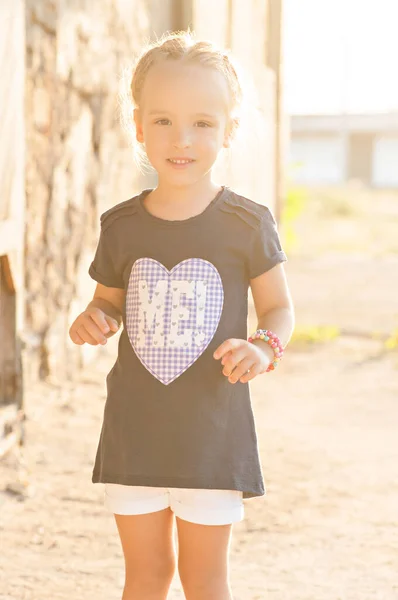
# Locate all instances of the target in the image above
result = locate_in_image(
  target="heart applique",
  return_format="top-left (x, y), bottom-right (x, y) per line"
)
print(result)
top-left (125, 258), bottom-right (224, 385)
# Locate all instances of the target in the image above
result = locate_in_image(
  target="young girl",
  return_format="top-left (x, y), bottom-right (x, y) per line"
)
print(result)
top-left (69, 32), bottom-right (294, 600)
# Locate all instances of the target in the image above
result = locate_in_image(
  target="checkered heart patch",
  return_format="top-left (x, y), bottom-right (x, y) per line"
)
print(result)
top-left (125, 258), bottom-right (224, 385)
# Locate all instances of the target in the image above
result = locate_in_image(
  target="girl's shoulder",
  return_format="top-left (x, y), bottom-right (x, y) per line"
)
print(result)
top-left (220, 189), bottom-right (277, 231)
top-left (99, 193), bottom-right (143, 233)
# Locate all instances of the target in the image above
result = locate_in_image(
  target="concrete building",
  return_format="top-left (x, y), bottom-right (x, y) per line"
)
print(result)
top-left (289, 112), bottom-right (398, 188)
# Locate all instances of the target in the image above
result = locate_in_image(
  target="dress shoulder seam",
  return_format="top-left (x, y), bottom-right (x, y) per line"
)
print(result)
top-left (100, 196), bottom-right (140, 232)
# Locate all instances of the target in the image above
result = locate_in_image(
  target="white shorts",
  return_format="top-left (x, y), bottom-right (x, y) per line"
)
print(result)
top-left (104, 483), bottom-right (244, 526)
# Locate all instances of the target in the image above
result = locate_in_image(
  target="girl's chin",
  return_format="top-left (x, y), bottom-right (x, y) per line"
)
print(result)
top-left (157, 162), bottom-right (199, 178)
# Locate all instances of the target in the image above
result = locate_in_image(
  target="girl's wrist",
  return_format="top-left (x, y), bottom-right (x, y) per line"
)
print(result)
top-left (248, 329), bottom-right (284, 372)
top-left (87, 299), bottom-right (122, 324)
top-left (249, 338), bottom-right (275, 363)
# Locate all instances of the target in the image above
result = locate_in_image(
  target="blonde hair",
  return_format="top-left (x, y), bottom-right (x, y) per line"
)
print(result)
top-left (119, 31), bottom-right (244, 171)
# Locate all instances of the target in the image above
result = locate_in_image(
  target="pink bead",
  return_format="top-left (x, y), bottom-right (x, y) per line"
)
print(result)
top-left (271, 342), bottom-right (277, 348)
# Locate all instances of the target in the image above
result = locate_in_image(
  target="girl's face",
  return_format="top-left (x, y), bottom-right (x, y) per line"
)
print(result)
top-left (134, 60), bottom-right (233, 186)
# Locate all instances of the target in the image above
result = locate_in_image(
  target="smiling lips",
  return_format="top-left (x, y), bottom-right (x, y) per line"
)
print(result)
top-left (167, 158), bottom-right (195, 165)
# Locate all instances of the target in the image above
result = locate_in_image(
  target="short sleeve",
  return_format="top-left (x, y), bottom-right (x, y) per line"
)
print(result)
top-left (248, 208), bottom-right (287, 279)
top-left (88, 227), bottom-right (125, 289)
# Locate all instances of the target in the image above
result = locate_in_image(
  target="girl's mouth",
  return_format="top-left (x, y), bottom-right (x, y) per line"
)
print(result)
top-left (167, 158), bottom-right (195, 167)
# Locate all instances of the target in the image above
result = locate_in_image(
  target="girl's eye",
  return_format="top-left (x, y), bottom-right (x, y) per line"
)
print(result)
top-left (155, 119), bottom-right (171, 126)
top-left (195, 121), bottom-right (212, 128)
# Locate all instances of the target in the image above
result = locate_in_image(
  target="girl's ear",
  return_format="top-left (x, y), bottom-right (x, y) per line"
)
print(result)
top-left (134, 108), bottom-right (144, 143)
top-left (223, 117), bottom-right (239, 148)
top-left (223, 135), bottom-right (231, 148)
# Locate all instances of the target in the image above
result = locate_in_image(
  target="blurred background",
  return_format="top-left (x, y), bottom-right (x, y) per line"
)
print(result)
top-left (0, 1), bottom-right (397, 599)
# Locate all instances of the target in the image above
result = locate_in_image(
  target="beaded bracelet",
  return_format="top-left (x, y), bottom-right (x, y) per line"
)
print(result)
top-left (248, 329), bottom-right (284, 372)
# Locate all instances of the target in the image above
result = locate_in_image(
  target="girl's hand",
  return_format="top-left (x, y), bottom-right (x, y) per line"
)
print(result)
top-left (213, 338), bottom-right (274, 384)
top-left (69, 307), bottom-right (120, 346)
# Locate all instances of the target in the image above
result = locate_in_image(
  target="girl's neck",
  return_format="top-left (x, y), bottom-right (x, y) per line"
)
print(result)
top-left (144, 178), bottom-right (223, 221)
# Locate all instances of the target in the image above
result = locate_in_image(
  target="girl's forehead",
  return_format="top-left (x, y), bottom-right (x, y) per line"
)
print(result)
top-left (140, 60), bottom-right (231, 115)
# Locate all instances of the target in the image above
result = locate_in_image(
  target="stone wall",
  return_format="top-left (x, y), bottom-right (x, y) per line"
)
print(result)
top-left (23, 0), bottom-right (278, 384)
top-left (24, 0), bottom-right (174, 381)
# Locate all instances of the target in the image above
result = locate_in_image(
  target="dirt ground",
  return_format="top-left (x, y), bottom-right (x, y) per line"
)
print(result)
top-left (1, 185), bottom-right (398, 599)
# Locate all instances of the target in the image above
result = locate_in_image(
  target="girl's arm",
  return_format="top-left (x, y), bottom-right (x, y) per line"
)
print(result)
top-left (213, 263), bottom-right (294, 383)
top-left (69, 284), bottom-right (125, 346)
top-left (249, 262), bottom-right (295, 350)
top-left (89, 283), bottom-right (125, 327)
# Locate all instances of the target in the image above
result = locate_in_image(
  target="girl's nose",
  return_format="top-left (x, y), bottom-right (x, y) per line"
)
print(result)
top-left (173, 129), bottom-right (192, 149)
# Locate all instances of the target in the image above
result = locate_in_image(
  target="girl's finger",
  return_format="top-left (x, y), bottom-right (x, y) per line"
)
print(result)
top-left (83, 318), bottom-right (108, 344)
top-left (213, 338), bottom-right (242, 360)
top-left (69, 328), bottom-right (85, 345)
top-left (239, 363), bottom-right (262, 383)
top-left (77, 326), bottom-right (103, 346)
top-left (220, 350), bottom-right (232, 365)
top-left (105, 315), bottom-right (120, 332)
top-left (222, 347), bottom-right (250, 376)
top-left (228, 358), bottom-right (256, 384)
top-left (90, 309), bottom-right (112, 334)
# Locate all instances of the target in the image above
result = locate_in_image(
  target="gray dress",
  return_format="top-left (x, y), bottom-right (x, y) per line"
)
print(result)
top-left (89, 187), bottom-right (287, 498)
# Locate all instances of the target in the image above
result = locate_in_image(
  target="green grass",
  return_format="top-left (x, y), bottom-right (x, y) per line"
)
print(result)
top-left (385, 329), bottom-right (398, 351)
top-left (290, 325), bottom-right (341, 345)
top-left (281, 185), bottom-right (308, 252)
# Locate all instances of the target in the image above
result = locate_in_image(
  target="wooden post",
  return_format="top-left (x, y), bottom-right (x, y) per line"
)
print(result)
top-left (0, 256), bottom-right (25, 457)
top-left (0, 0), bottom-right (26, 458)
top-left (172, 0), bottom-right (193, 30)
top-left (266, 0), bottom-right (284, 225)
